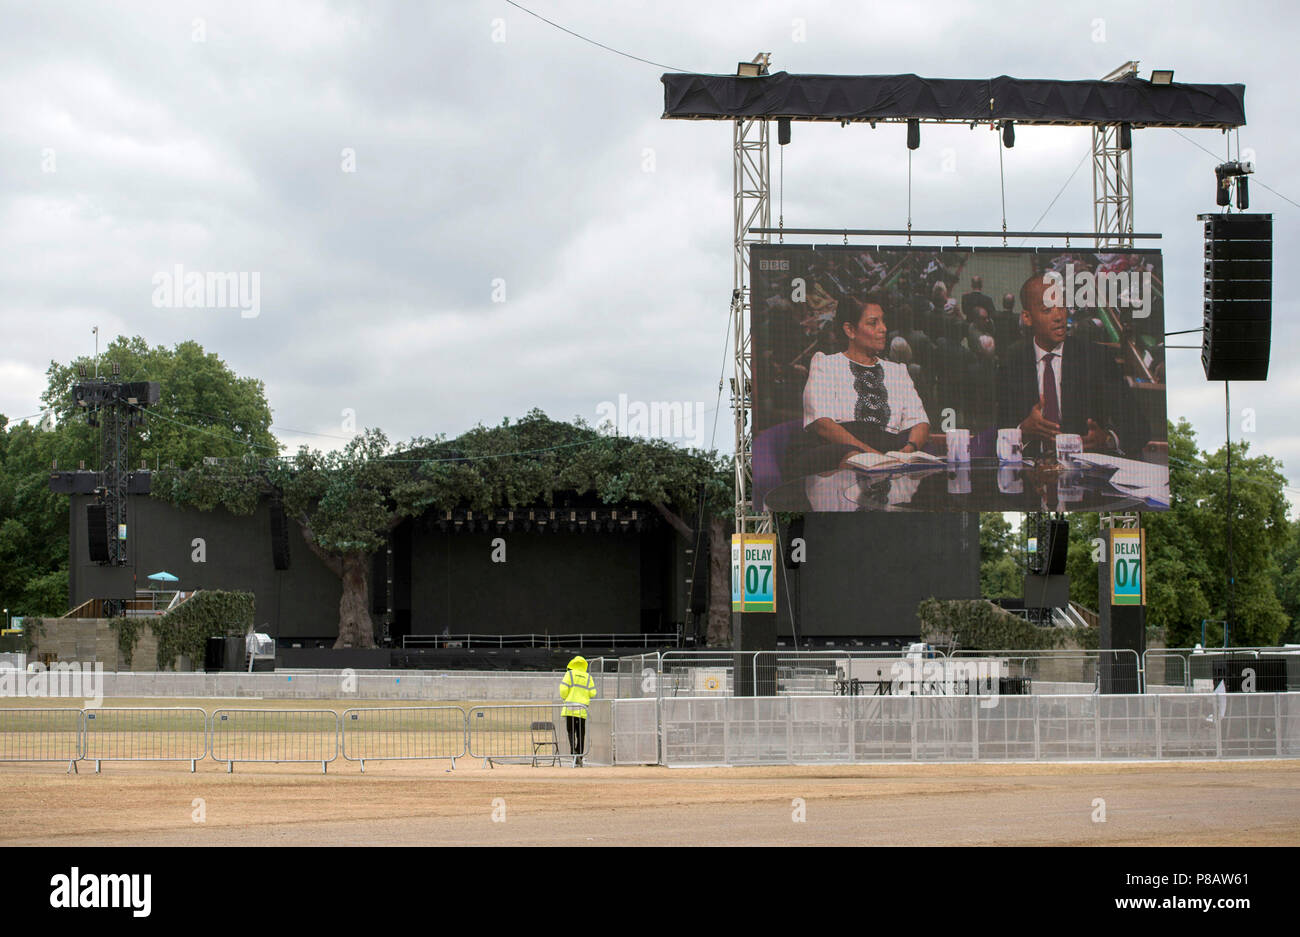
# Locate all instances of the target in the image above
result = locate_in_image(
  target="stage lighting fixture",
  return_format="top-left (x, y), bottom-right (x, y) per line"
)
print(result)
top-left (737, 62), bottom-right (763, 77)
top-left (1214, 160), bottom-right (1253, 207)
top-left (778, 117), bottom-right (791, 145)
top-left (1237, 175), bottom-right (1250, 210)
top-left (907, 119), bottom-right (920, 150)
top-left (1119, 122), bottom-right (1132, 150)
top-left (1002, 121), bottom-right (1015, 148)
top-left (1151, 69), bottom-right (1175, 85)
top-left (1215, 164), bottom-right (1232, 206)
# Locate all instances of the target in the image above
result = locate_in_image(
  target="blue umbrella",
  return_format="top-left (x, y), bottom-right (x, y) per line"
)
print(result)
top-left (146, 571), bottom-right (179, 582)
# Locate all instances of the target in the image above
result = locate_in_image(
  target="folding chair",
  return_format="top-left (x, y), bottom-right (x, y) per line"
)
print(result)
top-left (530, 720), bottom-right (559, 767)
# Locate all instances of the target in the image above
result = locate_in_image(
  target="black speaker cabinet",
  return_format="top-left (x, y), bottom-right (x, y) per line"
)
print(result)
top-left (204, 636), bottom-right (226, 673)
top-left (1200, 212), bottom-right (1272, 381)
top-left (1044, 519), bottom-right (1069, 575)
top-left (87, 503), bottom-right (111, 563)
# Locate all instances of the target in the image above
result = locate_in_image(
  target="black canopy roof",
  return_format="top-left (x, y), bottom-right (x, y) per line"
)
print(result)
top-left (662, 73), bottom-right (1245, 128)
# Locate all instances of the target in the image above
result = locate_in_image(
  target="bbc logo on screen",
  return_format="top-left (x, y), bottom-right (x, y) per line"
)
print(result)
top-left (758, 259), bottom-right (790, 271)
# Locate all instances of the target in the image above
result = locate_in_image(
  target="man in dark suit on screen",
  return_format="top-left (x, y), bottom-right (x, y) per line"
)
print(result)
top-left (996, 274), bottom-right (1131, 455)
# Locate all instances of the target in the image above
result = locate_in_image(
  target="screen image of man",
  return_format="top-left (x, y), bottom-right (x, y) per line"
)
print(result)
top-left (995, 273), bottom-right (1130, 455)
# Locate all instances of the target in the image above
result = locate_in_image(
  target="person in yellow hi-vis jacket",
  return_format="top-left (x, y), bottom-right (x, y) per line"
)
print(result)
top-left (559, 656), bottom-right (597, 766)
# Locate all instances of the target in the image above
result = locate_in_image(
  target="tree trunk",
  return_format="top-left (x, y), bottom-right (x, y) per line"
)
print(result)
top-left (334, 552), bottom-right (377, 649)
top-left (707, 516), bottom-right (731, 646)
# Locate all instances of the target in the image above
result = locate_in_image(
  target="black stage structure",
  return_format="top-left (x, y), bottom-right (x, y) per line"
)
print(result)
top-left (53, 474), bottom-right (971, 656)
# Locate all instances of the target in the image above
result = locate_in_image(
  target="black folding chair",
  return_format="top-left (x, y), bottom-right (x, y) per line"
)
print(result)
top-left (530, 720), bottom-right (559, 767)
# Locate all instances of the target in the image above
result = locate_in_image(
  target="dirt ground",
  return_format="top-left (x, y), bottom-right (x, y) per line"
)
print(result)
top-left (2, 758), bottom-right (1297, 846)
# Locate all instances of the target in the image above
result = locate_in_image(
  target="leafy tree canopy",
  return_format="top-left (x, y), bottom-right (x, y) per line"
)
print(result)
top-left (41, 335), bottom-right (279, 471)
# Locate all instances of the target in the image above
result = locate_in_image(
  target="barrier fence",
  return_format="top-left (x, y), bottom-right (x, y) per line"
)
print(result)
top-left (341, 706), bottom-right (466, 770)
top-left (3, 692), bottom-right (1298, 771)
top-left (82, 669), bottom-right (599, 701)
top-left (951, 648), bottom-right (1143, 695)
top-left (0, 708), bottom-right (82, 772)
top-left (655, 692), bottom-right (1300, 766)
top-left (82, 707), bottom-right (207, 773)
top-left (210, 709), bottom-right (340, 774)
top-left (467, 704), bottom-right (589, 767)
top-left (1142, 648), bottom-right (1300, 694)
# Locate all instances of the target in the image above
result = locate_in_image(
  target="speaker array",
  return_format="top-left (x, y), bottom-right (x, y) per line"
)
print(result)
top-left (87, 503), bottom-right (110, 563)
top-left (1200, 212), bottom-right (1272, 381)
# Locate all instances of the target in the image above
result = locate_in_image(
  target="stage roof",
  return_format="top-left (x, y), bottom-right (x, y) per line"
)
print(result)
top-left (662, 73), bottom-right (1245, 128)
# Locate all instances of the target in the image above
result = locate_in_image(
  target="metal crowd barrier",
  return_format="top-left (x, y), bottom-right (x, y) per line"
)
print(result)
top-left (467, 703), bottom-right (588, 767)
top-left (611, 699), bottom-right (659, 764)
top-left (210, 709), bottom-right (340, 774)
top-left (5, 692), bottom-right (1294, 772)
top-left (0, 708), bottom-right (83, 773)
top-left (950, 648), bottom-right (1143, 694)
top-left (656, 692), bottom-right (1300, 766)
top-left (82, 707), bottom-right (208, 773)
top-left (341, 706), bottom-right (466, 771)
top-left (1142, 647), bottom-right (1300, 694)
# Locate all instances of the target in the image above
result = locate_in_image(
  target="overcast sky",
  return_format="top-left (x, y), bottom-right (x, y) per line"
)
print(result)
top-left (2, 0), bottom-right (1296, 506)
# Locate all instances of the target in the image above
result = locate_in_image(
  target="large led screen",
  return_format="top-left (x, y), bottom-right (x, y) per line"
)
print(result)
top-left (751, 245), bottom-right (1169, 513)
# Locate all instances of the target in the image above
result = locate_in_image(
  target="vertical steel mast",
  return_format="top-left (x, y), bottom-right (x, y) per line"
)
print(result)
top-left (732, 55), bottom-right (772, 535)
top-left (1093, 61), bottom-right (1138, 250)
top-left (1094, 61), bottom-right (1140, 536)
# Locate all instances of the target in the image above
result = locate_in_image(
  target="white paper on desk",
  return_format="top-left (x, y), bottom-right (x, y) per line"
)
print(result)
top-left (1067, 452), bottom-right (1170, 505)
top-left (887, 472), bottom-right (923, 505)
top-left (804, 470), bottom-right (862, 511)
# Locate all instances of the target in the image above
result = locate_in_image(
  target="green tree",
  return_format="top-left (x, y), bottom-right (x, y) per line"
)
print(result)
top-left (41, 335), bottom-right (279, 471)
top-left (0, 337), bottom-right (279, 618)
top-left (156, 410), bottom-right (732, 648)
top-left (979, 513), bottom-right (1021, 598)
top-left (1065, 513), bottom-right (1101, 612)
top-left (1143, 419), bottom-right (1290, 647)
top-left (0, 417), bottom-right (69, 616)
top-left (1271, 518), bottom-right (1300, 643)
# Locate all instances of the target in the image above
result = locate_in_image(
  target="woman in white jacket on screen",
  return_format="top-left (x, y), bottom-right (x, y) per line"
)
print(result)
top-left (792, 292), bottom-right (930, 476)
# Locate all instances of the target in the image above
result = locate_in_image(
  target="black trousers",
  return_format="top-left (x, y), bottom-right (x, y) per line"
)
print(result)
top-left (565, 715), bottom-right (586, 755)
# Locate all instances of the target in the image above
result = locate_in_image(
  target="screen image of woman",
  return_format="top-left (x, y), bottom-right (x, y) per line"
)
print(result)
top-left (786, 291), bottom-right (931, 477)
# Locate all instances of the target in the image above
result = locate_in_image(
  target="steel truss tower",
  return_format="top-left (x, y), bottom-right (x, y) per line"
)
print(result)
top-left (1093, 61), bottom-right (1141, 537)
top-left (73, 368), bottom-right (160, 566)
top-left (732, 108), bottom-right (771, 534)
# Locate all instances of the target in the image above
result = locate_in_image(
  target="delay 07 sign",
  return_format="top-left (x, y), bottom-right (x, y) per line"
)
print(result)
top-left (1111, 528), bottom-right (1145, 606)
top-left (731, 534), bottom-right (776, 613)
